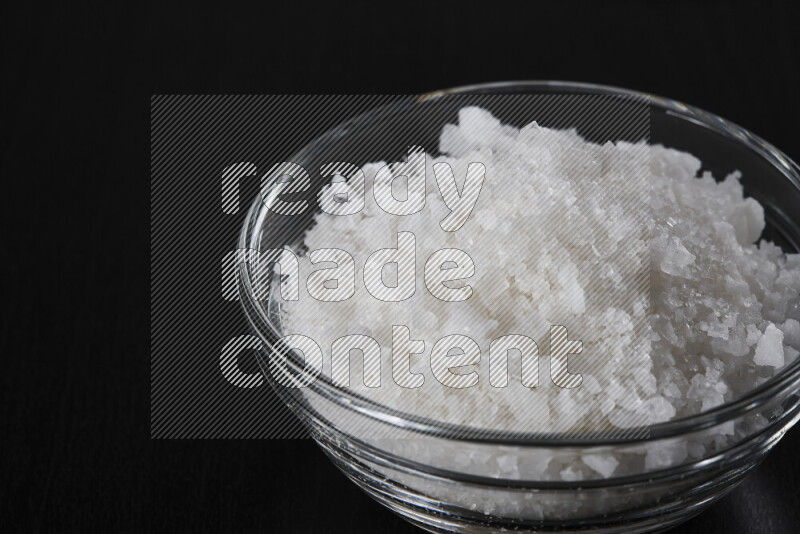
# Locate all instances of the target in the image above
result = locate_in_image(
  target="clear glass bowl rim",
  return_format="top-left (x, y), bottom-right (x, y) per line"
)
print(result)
top-left (238, 80), bottom-right (800, 446)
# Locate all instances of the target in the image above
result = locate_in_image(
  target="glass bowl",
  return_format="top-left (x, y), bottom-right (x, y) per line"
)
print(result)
top-left (238, 81), bottom-right (800, 533)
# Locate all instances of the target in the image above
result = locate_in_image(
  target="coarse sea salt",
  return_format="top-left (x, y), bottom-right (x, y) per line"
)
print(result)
top-left (283, 107), bottom-right (800, 429)
top-left (278, 107), bottom-right (800, 488)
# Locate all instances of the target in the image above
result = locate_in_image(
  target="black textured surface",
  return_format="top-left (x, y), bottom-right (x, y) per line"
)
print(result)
top-left (1, 1), bottom-right (798, 532)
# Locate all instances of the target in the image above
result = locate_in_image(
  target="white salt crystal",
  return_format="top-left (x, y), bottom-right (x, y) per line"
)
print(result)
top-left (731, 197), bottom-right (765, 245)
top-left (645, 440), bottom-right (688, 471)
top-left (780, 318), bottom-right (800, 348)
top-left (746, 324), bottom-right (762, 346)
top-left (754, 324), bottom-right (785, 368)
top-left (636, 396), bottom-right (676, 423)
top-left (660, 236), bottom-right (696, 276)
top-left (496, 454), bottom-right (520, 477)
top-left (559, 466), bottom-right (582, 481)
top-left (582, 454), bottom-right (619, 478)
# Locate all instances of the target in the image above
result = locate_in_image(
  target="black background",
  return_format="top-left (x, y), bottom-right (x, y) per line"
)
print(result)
top-left (2, 1), bottom-right (799, 532)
